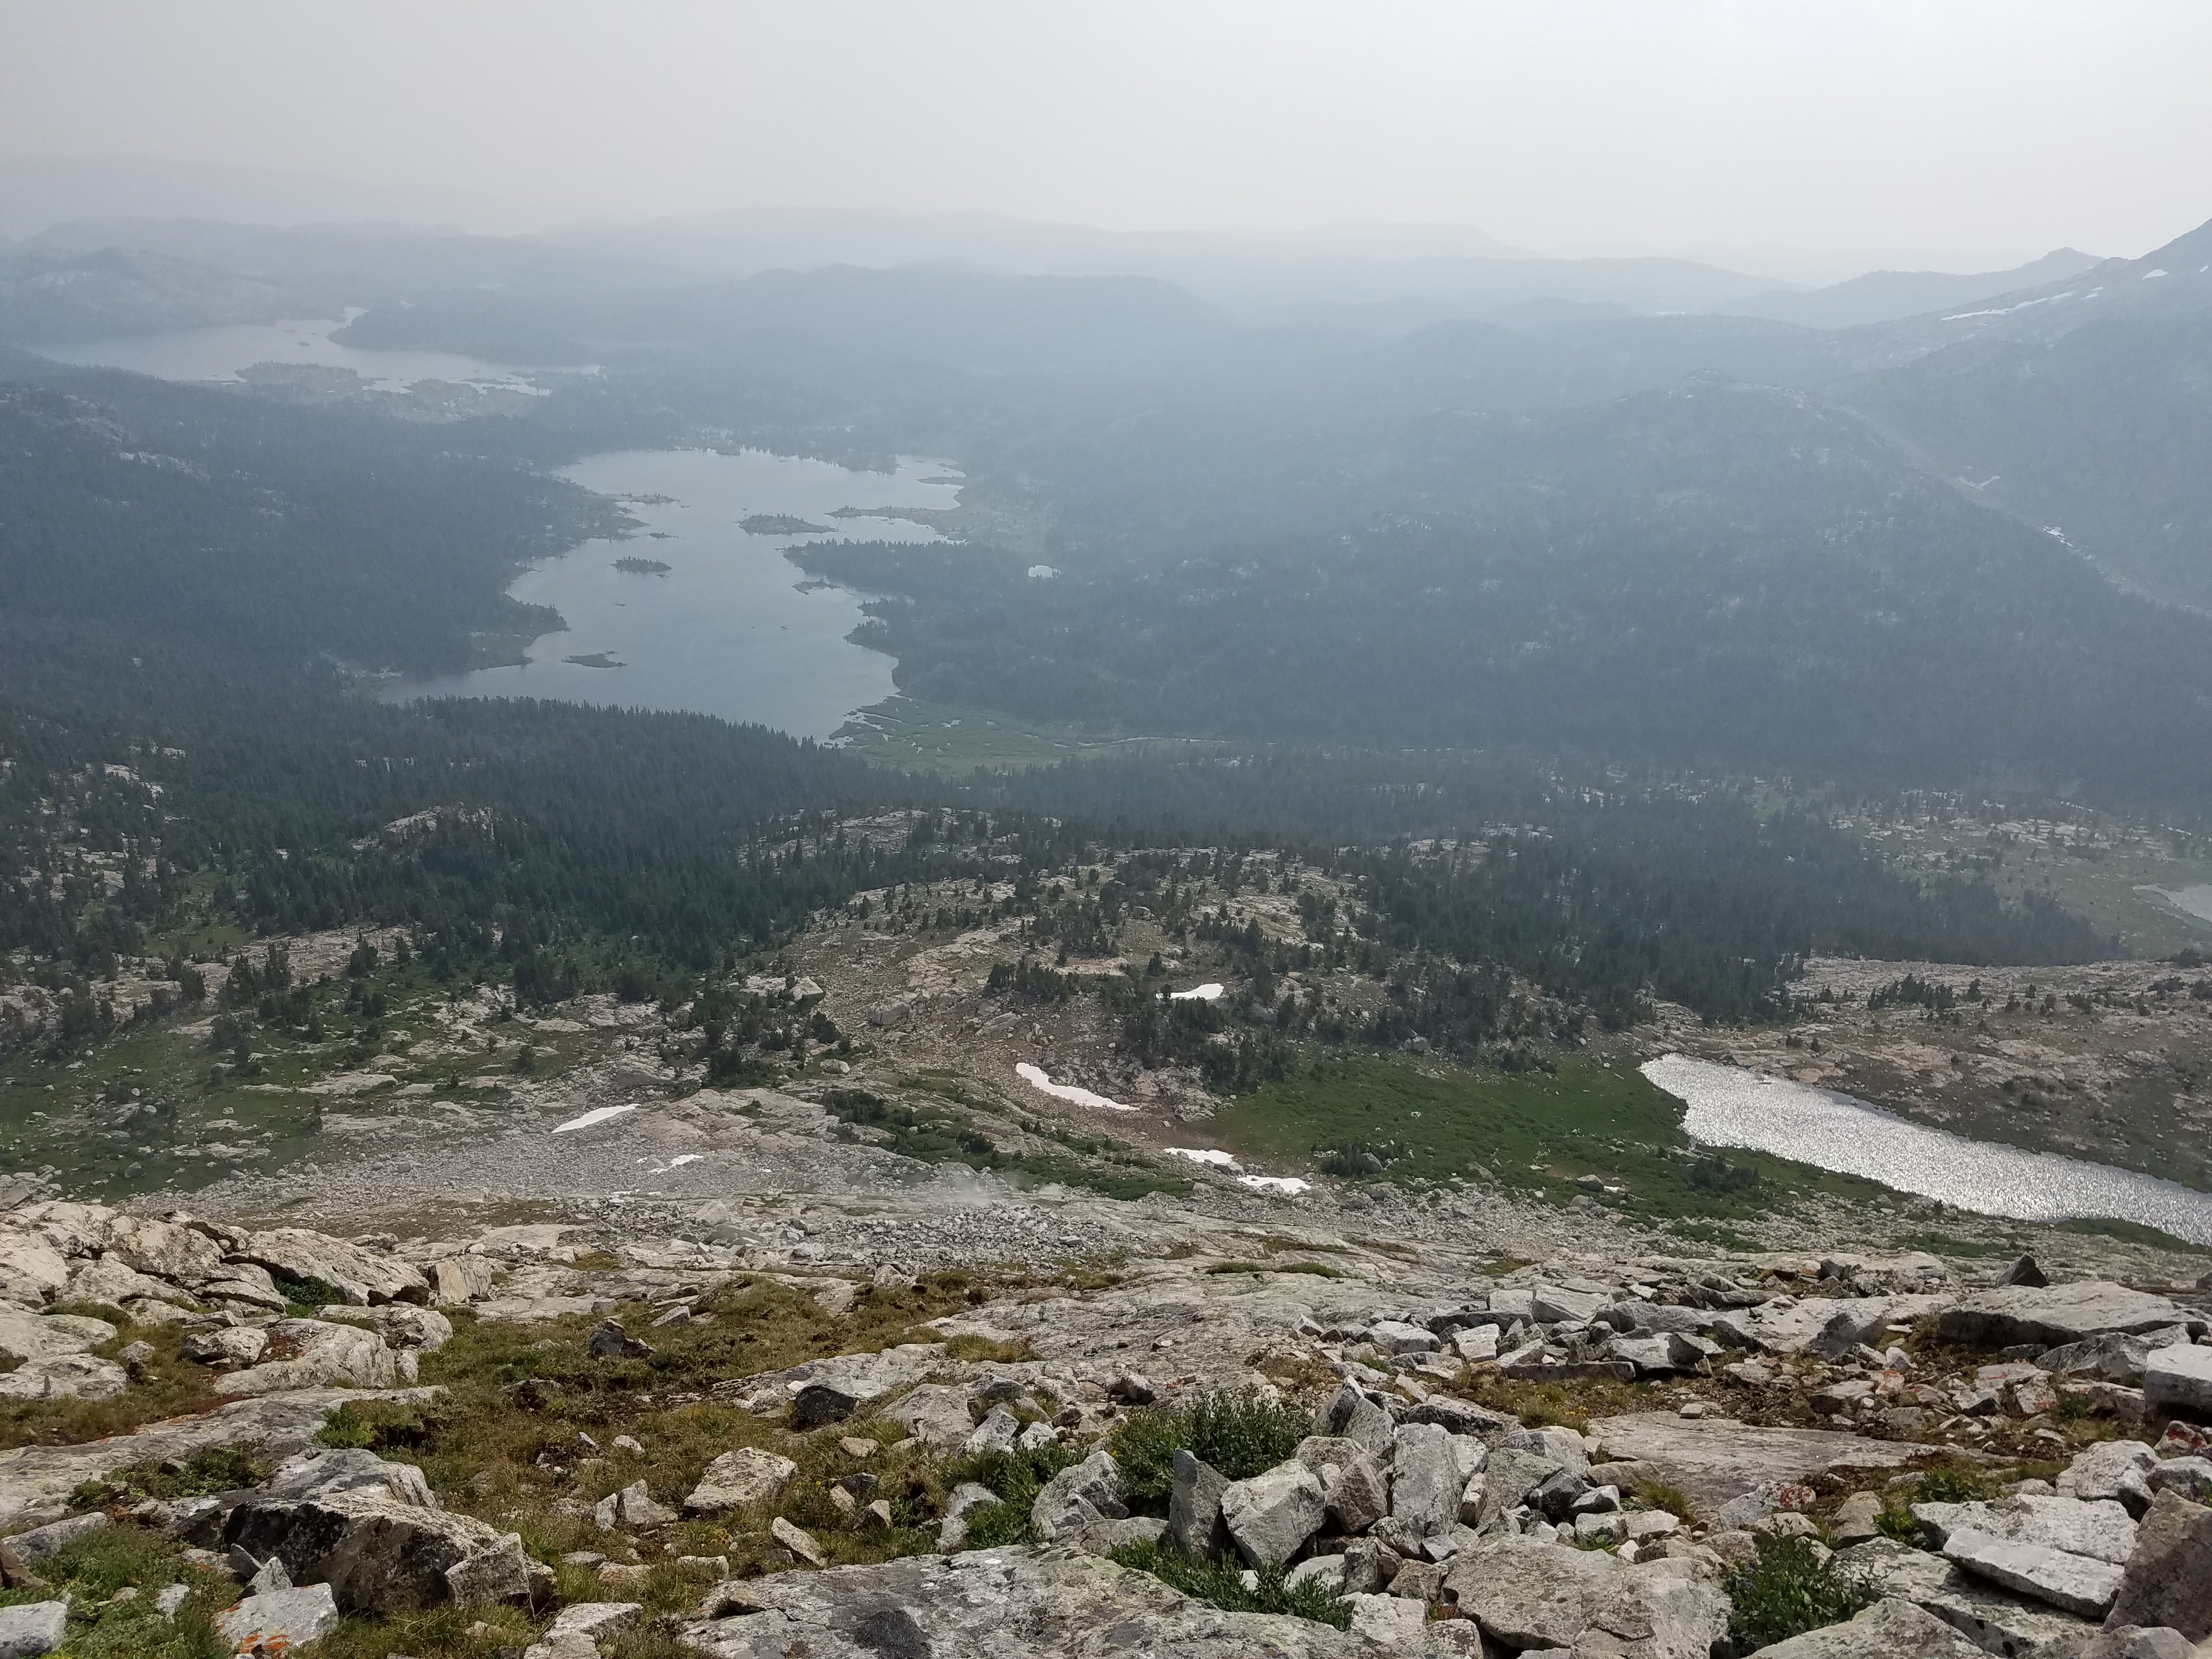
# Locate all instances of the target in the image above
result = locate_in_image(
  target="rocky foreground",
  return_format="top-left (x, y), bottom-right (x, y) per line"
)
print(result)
top-left (1, 1195), bottom-right (2209, 1657)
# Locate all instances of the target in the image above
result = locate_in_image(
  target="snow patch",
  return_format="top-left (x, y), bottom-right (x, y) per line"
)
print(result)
top-left (1015, 1062), bottom-right (1137, 1111)
top-left (1169, 982), bottom-right (1225, 1002)
top-left (551, 1103), bottom-right (639, 1135)
top-left (2143, 268), bottom-right (2170, 280)
top-left (1238, 1175), bottom-right (1311, 1196)
top-left (1165, 1147), bottom-right (1241, 1169)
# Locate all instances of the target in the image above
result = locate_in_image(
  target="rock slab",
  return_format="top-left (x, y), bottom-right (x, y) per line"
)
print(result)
top-left (2105, 1489), bottom-right (2212, 1641)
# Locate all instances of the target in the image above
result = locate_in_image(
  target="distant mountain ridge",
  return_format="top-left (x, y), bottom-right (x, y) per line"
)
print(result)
top-left (1716, 248), bottom-right (2103, 330)
top-left (0, 246), bottom-right (302, 343)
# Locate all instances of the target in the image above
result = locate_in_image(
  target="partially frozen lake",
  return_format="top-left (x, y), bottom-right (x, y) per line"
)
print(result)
top-left (2145, 884), bottom-right (2212, 926)
top-left (35, 313), bottom-right (548, 394)
top-left (1643, 1053), bottom-right (2212, 1245)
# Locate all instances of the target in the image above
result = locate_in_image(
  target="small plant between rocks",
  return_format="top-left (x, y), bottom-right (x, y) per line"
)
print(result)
top-left (1107, 1540), bottom-right (1353, 1629)
top-left (1721, 1533), bottom-right (1880, 1652)
top-left (1109, 1391), bottom-right (1317, 1510)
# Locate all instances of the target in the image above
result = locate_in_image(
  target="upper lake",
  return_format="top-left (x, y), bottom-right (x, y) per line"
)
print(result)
top-left (33, 313), bottom-right (552, 394)
top-left (1643, 1052), bottom-right (2212, 1245)
top-left (389, 448), bottom-right (957, 740)
top-left (31, 320), bottom-right (957, 741)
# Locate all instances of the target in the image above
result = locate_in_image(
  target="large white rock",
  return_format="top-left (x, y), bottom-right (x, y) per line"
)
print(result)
top-left (1219, 1460), bottom-right (1325, 1566)
top-left (101, 1215), bottom-right (232, 1289)
top-left (1442, 1537), bottom-right (1728, 1657)
top-left (1452, 1325), bottom-right (1500, 1363)
top-left (682, 1548), bottom-right (1385, 1658)
top-left (1366, 1319), bottom-right (1437, 1354)
top-left (1843, 1535), bottom-right (2113, 1655)
top-left (213, 1583), bottom-right (340, 1654)
top-left (880, 1383), bottom-right (976, 1447)
top-left (1938, 1284), bottom-right (2202, 1350)
top-left (212, 1319), bottom-right (400, 1397)
top-left (685, 1448), bottom-right (799, 1516)
top-left (1911, 1494), bottom-right (2137, 1565)
top-left (0, 1601), bottom-right (70, 1658)
top-left (428, 1256), bottom-right (498, 1305)
top-left (2106, 1489), bottom-right (2212, 1641)
top-left (1388, 1423), bottom-right (1459, 1537)
top-left (1939, 1526), bottom-right (2126, 1618)
top-left (1030, 1451), bottom-right (1126, 1545)
top-left (0, 1353), bottom-right (128, 1401)
top-left (230, 1228), bottom-right (430, 1306)
top-left (1589, 1412), bottom-right (1925, 1514)
top-left (2142, 1344), bottom-right (2212, 1416)
top-left (1530, 1284), bottom-right (1609, 1324)
top-left (0, 1233), bottom-right (70, 1309)
top-left (0, 1385), bottom-right (441, 1530)
top-left (1294, 1437), bottom-right (1385, 1536)
top-left (0, 1310), bottom-right (114, 1362)
top-left (1751, 1598), bottom-right (1988, 1657)
top-left (62, 1253), bottom-right (198, 1310)
top-left (2059, 1440), bottom-right (2159, 1516)
top-left (223, 1452), bottom-right (507, 1613)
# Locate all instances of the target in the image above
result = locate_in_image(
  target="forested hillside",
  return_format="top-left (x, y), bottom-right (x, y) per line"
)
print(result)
top-left (0, 358), bottom-right (623, 668)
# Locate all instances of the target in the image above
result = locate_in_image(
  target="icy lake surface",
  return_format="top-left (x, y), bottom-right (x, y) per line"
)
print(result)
top-left (389, 447), bottom-right (958, 740)
top-left (2146, 884), bottom-right (2212, 926)
top-left (35, 313), bottom-right (546, 393)
top-left (1642, 1053), bottom-right (2212, 1245)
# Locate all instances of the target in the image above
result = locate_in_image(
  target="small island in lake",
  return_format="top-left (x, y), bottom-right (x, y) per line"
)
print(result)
top-left (740, 514), bottom-right (832, 534)
top-left (613, 556), bottom-right (671, 574)
top-left (563, 652), bottom-right (625, 669)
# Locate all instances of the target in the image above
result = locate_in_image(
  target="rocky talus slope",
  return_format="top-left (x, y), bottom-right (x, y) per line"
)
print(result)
top-left (1, 1195), bottom-right (2209, 1657)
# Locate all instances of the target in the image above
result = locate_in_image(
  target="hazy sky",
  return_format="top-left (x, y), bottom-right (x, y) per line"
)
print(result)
top-left (4, 0), bottom-right (2208, 275)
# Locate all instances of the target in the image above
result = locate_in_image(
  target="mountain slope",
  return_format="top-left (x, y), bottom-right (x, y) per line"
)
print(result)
top-left (0, 246), bottom-right (303, 343)
top-left (797, 377), bottom-right (2212, 797)
top-left (1716, 247), bottom-right (2101, 330)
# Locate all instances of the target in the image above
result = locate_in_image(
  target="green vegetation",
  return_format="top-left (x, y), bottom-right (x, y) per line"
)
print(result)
top-left (0, 1525), bottom-right (232, 1658)
top-left (935, 1443), bottom-right (1086, 1546)
top-left (1108, 1392), bottom-right (1316, 1511)
top-left (816, 1086), bottom-right (1187, 1203)
top-left (1214, 1053), bottom-right (1894, 1222)
top-left (1722, 1534), bottom-right (1880, 1652)
top-left (830, 694), bottom-right (1195, 774)
top-left (1108, 1540), bottom-right (1352, 1627)
top-left (1202, 1259), bottom-right (1341, 1278)
top-left (70, 1446), bottom-right (270, 1509)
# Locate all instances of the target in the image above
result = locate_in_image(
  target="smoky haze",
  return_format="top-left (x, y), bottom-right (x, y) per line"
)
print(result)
top-left (1, 0), bottom-right (2208, 278)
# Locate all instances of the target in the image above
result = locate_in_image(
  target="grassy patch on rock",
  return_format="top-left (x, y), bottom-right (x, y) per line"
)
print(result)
top-left (1212, 1053), bottom-right (1893, 1222)
top-left (0, 1314), bottom-right (221, 1451)
top-left (0, 1524), bottom-right (235, 1658)
top-left (1108, 1541), bottom-right (1352, 1628)
top-left (1108, 1392), bottom-right (1316, 1511)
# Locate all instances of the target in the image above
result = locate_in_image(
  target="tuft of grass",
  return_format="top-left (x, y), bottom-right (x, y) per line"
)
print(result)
top-left (1109, 1541), bottom-right (1351, 1626)
top-left (1723, 1534), bottom-right (1878, 1652)
top-left (1875, 1501), bottom-right (1921, 1544)
top-left (1633, 1479), bottom-right (1695, 1522)
top-left (70, 1445), bottom-right (272, 1509)
top-left (273, 1272), bottom-right (354, 1314)
top-left (1906, 1466), bottom-right (1996, 1505)
top-left (930, 1443), bottom-right (1086, 1545)
top-left (1109, 1392), bottom-right (1316, 1511)
top-left (317, 1397), bottom-right (433, 1452)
